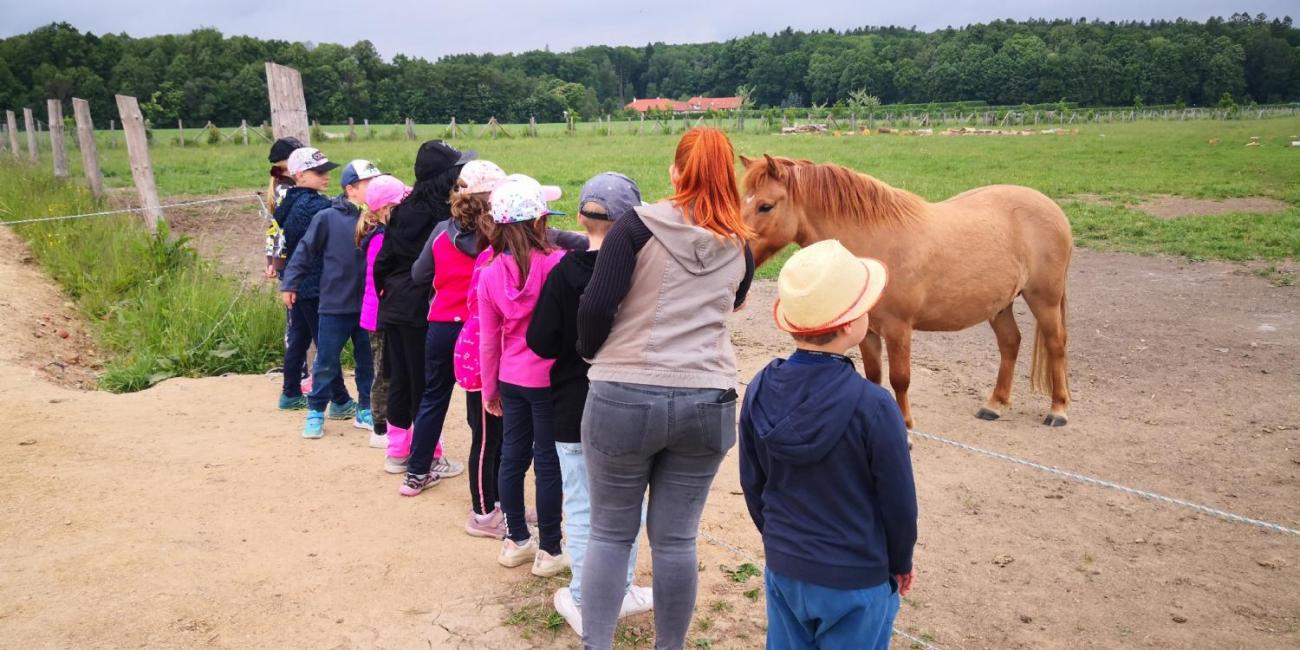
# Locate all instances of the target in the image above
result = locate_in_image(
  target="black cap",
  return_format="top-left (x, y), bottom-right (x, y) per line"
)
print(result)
top-left (268, 137), bottom-right (305, 163)
top-left (414, 140), bottom-right (476, 182)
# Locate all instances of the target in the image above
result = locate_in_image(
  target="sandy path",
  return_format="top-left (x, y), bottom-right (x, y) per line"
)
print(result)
top-left (0, 220), bottom-right (1296, 648)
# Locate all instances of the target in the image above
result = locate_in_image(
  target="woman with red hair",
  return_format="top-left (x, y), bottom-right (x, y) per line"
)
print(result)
top-left (576, 127), bottom-right (755, 648)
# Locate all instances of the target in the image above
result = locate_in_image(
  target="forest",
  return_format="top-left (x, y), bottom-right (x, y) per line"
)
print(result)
top-left (0, 13), bottom-right (1296, 127)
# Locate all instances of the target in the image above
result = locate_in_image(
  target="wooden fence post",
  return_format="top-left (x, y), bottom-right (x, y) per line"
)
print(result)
top-left (241, 119), bottom-right (249, 145)
top-left (364, 118), bottom-right (371, 139)
top-left (5, 111), bottom-right (18, 159)
top-left (22, 108), bottom-right (38, 163)
top-left (347, 117), bottom-right (356, 142)
top-left (177, 119), bottom-right (186, 147)
top-left (529, 116), bottom-right (537, 137)
top-left (405, 117), bottom-right (417, 141)
top-left (114, 95), bottom-right (163, 232)
top-left (265, 62), bottom-right (311, 145)
top-left (71, 98), bottom-right (104, 200)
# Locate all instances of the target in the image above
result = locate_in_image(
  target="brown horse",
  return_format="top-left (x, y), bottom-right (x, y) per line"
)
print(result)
top-left (739, 154), bottom-right (1073, 428)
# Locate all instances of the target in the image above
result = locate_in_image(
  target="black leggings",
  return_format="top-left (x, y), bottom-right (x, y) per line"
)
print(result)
top-left (466, 390), bottom-right (503, 515)
top-left (383, 323), bottom-right (427, 430)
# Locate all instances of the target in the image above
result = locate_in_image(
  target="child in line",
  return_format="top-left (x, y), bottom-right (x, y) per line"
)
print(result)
top-left (373, 141), bottom-right (473, 474)
top-left (359, 174), bottom-right (409, 450)
top-left (739, 240), bottom-right (918, 650)
top-left (264, 136), bottom-right (302, 279)
top-left (399, 161), bottom-right (516, 498)
top-left (526, 172), bottom-right (654, 635)
top-left (276, 147), bottom-right (354, 415)
top-left (281, 159), bottom-right (384, 437)
top-left (478, 175), bottom-right (570, 576)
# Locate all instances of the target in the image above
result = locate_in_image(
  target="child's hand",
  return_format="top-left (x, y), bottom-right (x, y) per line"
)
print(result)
top-left (485, 398), bottom-right (503, 417)
top-left (281, 291), bottom-right (297, 308)
top-left (264, 264), bottom-right (277, 279)
top-left (895, 569), bottom-right (916, 597)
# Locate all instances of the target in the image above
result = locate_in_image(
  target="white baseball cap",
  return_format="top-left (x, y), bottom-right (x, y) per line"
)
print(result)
top-left (287, 147), bottom-right (339, 175)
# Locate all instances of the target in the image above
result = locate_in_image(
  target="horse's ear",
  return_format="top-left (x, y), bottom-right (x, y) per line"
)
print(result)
top-left (739, 154), bottom-right (756, 168)
top-left (763, 154), bottom-right (784, 179)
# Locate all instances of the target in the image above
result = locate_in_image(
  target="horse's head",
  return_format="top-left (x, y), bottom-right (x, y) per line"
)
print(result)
top-left (740, 154), bottom-right (803, 267)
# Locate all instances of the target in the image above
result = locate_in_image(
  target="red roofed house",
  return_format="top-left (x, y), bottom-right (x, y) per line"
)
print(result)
top-left (625, 96), bottom-right (744, 114)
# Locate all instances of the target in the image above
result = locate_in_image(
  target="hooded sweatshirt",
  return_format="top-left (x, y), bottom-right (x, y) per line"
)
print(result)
top-left (739, 350), bottom-right (918, 590)
top-left (477, 248), bottom-right (568, 403)
top-left (360, 225), bottom-right (385, 331)
top-left (577, 201), bottom-right (754, 389)
top-left (373, 159), bottom-right (462, 327)
top-left (280, 195), bottom-right (366, 315)
top-left (276, 186), bottom-right (333, 300)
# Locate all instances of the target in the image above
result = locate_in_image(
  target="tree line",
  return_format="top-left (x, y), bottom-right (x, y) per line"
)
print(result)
top-left (0, 13), bottom-right (1296, 128)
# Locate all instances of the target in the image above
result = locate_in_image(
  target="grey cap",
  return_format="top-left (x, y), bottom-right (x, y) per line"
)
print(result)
top-left (578, 172), bottom-right (642, 221)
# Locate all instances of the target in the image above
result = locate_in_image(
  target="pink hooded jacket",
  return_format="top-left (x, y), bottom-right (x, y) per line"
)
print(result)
top-left (360, 229), bottom-right (385, 332)
top-left (477, 248), bottom-right (568, 403)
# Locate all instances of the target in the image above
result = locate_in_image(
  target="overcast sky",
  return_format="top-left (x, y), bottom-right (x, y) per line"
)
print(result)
top-left (4, 1), bottom-right (1294, 60)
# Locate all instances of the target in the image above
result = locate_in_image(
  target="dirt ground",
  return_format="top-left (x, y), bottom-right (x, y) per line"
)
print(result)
top-left (0, 211), bottom-right (1297, 648)
top-left (1063, 193), bottom-right (1290, 219)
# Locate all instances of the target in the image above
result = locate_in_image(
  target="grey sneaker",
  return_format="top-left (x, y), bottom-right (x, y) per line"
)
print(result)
top-left (431, 455), bottom-right (464, 478)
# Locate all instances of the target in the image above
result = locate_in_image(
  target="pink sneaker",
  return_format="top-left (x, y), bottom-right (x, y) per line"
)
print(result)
top-left (398, 472), bottom-right (439, 497)
top-left (466, 509), bottom-right (507, 539)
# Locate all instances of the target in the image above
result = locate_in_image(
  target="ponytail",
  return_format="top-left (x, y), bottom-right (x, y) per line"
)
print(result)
top-left (669, 127), bottom-right (753, 241)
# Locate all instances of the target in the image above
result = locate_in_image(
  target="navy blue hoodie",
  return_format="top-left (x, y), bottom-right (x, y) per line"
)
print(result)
top-left (280, 195), bottom-right (365, 315)
top-left (739, 350), bottom-right (918, 590)
top-left (276, 186), bottom-right (333, 300)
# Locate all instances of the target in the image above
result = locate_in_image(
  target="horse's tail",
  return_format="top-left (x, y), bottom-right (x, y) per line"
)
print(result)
top-left (1030, 290), bottom-right (1067, 395)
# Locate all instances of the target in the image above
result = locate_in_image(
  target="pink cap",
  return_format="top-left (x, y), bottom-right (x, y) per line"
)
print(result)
top-left (364, 175), bottom-right (411, 212)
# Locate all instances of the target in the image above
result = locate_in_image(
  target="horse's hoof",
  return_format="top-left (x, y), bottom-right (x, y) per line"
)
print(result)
top-left (1042, 414), bottom-right (1069, 427)
top-left (976, 408), bottom-right (1001, 421)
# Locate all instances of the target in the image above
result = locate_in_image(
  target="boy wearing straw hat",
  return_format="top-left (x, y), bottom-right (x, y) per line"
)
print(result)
top-left (739, 240), bottom-right (918, 650)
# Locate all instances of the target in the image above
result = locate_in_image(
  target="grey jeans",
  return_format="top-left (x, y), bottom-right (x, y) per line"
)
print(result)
top-left (580, 381), bottom-right (738, 650)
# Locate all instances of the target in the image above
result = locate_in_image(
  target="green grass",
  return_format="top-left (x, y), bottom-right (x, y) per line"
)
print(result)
top-left (47, 116), bottom-right (1300, 262)
top-left (0, 163), bottom-right (283, 392)
top-left (5, 117), bottom-right (1295, 391)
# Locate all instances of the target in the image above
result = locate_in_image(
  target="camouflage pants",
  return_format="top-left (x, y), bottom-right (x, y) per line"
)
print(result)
top-left (370, 328), bottom-right (389, 435)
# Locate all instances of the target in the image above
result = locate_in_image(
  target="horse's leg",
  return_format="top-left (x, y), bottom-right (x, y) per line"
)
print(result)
top-left (882, 325), bottom-right (915, 430)
top-left (1025, 291), bottom-right (1070, 427)
top-left (860, 331), bottom-right (883, 384)
top-left (977, 304), bottom-right (1021, 421)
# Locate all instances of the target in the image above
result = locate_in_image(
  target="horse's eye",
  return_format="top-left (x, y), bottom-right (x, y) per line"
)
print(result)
top-left (758, 203), bottom-right (774, 214)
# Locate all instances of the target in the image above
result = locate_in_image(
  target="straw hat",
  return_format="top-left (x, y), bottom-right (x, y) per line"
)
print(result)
top-left (773, 240), bottom-right (889, 334)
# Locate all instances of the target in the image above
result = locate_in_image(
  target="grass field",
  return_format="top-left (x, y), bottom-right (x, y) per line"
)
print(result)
top-left (44, 116), bottom-right (1300, 268)
top-left (1, 117), bottom-right (1296, 390)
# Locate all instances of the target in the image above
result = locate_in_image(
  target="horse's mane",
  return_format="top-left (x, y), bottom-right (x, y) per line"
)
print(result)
top-left (743, 156), bottom-right (927, 225)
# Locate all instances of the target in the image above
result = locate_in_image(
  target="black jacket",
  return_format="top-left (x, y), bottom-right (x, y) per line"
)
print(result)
top-left (372, 169), bottom-right (460, 328)
top-left (527, 249), bottom-right (597, 443)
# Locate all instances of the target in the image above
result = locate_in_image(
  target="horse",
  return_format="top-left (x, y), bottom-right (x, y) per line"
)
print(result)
top-left (739, 154), bottom-right (1073, 428)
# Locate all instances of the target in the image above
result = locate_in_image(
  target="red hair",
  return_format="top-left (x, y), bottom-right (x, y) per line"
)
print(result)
top-left (670, 127), bottom-right (753, 240)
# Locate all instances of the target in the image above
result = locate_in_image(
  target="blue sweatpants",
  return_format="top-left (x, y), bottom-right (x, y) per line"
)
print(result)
top-left (765, 568), bottom-right (899, 650)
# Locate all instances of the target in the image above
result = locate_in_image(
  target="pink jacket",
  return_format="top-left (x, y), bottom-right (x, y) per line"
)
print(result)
top-left (477, 248), bottom-right (567, 403)
top-left (360, 229), bottom-right (384, 332)
top-left (454, 248), bottom-right (494, 392)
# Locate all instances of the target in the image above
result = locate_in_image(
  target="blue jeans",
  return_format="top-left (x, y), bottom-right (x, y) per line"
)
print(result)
top-left (499, 382), bottom-right (562, 555)
top-left (283, 297), bottom-right (348, 403)
top-left (408, 321), bottom-right (462, 475)
top-left (556, 441), bottom-right (638, 605)
top-left (306, 313), bottom-right (373, 412)
top-left (765, 569), bottom-right (899, 650)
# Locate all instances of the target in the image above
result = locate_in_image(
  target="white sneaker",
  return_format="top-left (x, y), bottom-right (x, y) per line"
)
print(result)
top-left (431, 455), bottom-right (464, 478)
top-left (619, 584), bottom-right (654, 617)
top-left (383, 455), bottom-right (409, 475)
top-left (531, 548), bottom-right (570, 577)
top-left (368, 431), bottom-right (387, 450)
top-left (553, 587), bottom-right (583, 636)
top-left (499, 537), bottom-right (538, 568)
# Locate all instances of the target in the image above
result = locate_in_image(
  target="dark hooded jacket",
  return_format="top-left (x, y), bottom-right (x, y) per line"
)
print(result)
top-left (275, 186), bottom-right (333, 300)
top-left (280, 195), bottom-right (366, 315)
top-left (739, 350), bottom-right (918, 590)
top-left (372, 151), bottom-right (463, 327)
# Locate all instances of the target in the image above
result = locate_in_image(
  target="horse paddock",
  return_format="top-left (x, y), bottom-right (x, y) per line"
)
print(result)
top-left (0, 216), bottom-right (1296, 648)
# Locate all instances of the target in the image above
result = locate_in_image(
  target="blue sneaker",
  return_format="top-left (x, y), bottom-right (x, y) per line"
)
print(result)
top-left (353, 408), bottom-right (374, 431)
top-left (328, 400), bottom-right (357, 420)
top-left (303, 410), bottom-right (325, 439)
top-left (278, 394), bottom-right (307, 411)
